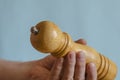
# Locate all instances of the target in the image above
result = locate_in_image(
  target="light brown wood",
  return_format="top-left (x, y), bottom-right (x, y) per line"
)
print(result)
top-left (30, 21), bottom-right (117, 80)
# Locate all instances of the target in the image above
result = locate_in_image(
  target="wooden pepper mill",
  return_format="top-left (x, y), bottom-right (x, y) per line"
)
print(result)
top-left (30, 21), bottom-right (117, 80)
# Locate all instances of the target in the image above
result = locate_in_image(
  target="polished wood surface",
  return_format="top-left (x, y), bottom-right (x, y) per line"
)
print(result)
top-left (30, 21), bottom-right (117, 80)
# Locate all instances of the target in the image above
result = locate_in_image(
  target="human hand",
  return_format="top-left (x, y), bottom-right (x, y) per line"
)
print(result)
top-left (0, 39), bottom-right (97, 80)
top-left (27, 39), bottom-right (97, 80)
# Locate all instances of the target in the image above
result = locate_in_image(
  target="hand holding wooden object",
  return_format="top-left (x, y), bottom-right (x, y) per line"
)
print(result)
top-left (30, 21), bottom-right (117, 80)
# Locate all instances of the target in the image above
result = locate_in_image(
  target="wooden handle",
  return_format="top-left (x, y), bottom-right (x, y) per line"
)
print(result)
top-left (30, 21), bottom-right (117, 80)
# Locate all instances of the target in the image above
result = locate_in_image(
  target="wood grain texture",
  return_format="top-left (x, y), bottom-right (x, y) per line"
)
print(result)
top-left (30, 21), bottom-right (117, 80)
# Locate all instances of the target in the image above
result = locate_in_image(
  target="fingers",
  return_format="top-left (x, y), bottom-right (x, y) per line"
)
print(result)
top-left (75, 39), bottom-right (87, 45)
top-left (50, 58), bottom-right (64, 80)
top-left (62, 51), bottom-right (76, 80)
top-left (49, 51), bottom-right (97, 80)
top-left (74, 52), bottom-right (86, 80)
top-left (86, 63), bottom-right (97, 80)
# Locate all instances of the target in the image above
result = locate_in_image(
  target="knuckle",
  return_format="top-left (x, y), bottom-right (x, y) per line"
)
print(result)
top-left (74, 77), bottom-right (85, 80)
top-left (56, 64), bottom-right (62, 70)
top-left (68, 62), bottom-right (74, 66)
top-left (76, 63), bottom-right (85, 68)
top-left (62, 77), bottom-right (73, 80)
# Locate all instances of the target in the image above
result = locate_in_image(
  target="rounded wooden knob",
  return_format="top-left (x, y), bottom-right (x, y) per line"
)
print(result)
top-left (30, 21), bottom-right (64, 53)
top-left (30, 21), bottom-right (117, 80)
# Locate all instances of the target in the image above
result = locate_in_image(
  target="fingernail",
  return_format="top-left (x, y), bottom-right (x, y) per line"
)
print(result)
top-left (77, 51), bottom-right (85, 59)
top-left (68, 51), bottom-right (75, 59)
top-left (90, 63), bottom-right (95, 67)
top-left (87, 63), bottom-right (96, 70)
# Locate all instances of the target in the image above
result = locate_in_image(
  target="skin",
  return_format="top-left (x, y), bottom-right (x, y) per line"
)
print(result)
top-left (0, 39), bottom-right (97, 80)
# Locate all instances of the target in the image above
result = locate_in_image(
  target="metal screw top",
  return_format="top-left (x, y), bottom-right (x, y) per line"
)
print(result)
top-left (31, 26), bottom-right (39, 35)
